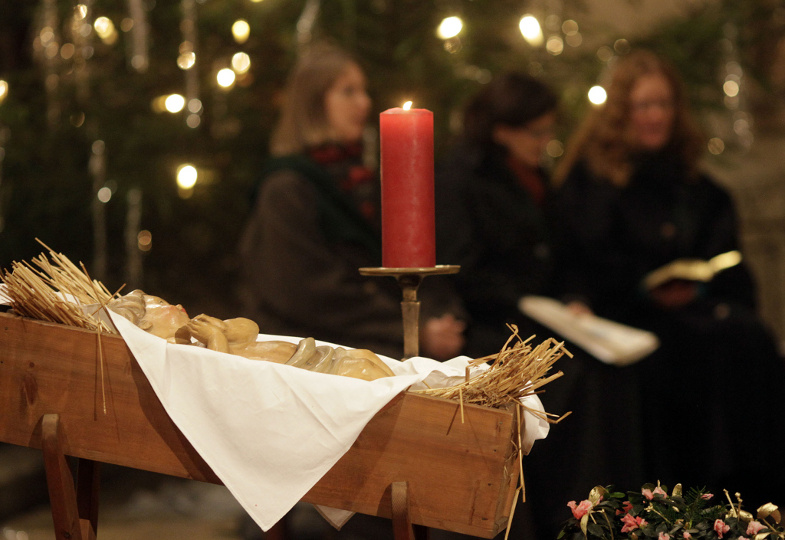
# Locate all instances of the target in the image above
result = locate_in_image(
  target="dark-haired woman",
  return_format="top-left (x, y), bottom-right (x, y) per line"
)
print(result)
top-left (435, 72), bottom-right (559, 358)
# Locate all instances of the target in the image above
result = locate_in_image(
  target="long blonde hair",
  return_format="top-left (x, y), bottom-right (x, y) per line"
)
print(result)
top-left (269, 42), bottom-right (360, 156)
top-left (553, 50), bottom-right (705, 187)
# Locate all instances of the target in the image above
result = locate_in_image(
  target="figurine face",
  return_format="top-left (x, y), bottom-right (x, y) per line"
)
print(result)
top-left (628, 73), bottom-right (675, 151)
top-left (141, 295), bottom-right (190, 339)
top-left (324, 62), bottom-right (371, 144)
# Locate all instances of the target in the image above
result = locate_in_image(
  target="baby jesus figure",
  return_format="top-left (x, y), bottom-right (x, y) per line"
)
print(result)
top-left (108, 290), bottom-right (394, 381)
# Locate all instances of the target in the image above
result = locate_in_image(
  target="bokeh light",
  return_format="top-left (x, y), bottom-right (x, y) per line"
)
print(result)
top-left (97, 186), bottom-right (112, 203)
top-left (437, 16), bottom-right (463, 39)
top-left (164, 94), bottom-right (185, 113)
top-left (597, 46), bottom-right (614, 63)
top-left (94, 16), bottom-right (118, 45)
top-left (177, 164), bottom-right (198, 189)
top-left (217, 68), bottom-right (236, 88)
top-left (231, 52), bottom-right (251, 74)
top-left (562, 20), bottom-right (579, 35)
top-left (546, 35), bottom-right (564, 55)
top-left (178, 51), bottom-right (196, 70)
top-left (588, 85), bottom-right (607, 105)
top-left (723, 79), bottom-right (740, 97)
top-left (546, 139), bottom-right (564, 158)
top-left (138, 230), bottom-right (152, 252)
top-left (519, 15), bottom-right (543, 47)
top-left (708, 137), bottom-right (725, 155)
top-left (232, 19), bottom-right (250, 44)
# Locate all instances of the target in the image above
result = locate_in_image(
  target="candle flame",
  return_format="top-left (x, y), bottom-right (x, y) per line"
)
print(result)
top-left (402, 101), bottom-right (413, 111)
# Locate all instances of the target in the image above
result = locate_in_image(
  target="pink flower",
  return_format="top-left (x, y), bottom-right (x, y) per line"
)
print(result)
top-left (567, 499), bottom-right (593, 519)
top-left (714, 519), bottom-right (730, 538)
top-left (642, 486), bottom-right (668, 500)
top-left (747, 521), bottom-right (765, 535)
top-left (621, 514), bottom-right (647, 533)
top-left (683, 533), bottom-right (691, 539)
top-left (701, 493), bottom-right (714, 500)
top-left (616, 501), bottom-right (634, 516)
top-left (659, 532), bottom-right (670, 540)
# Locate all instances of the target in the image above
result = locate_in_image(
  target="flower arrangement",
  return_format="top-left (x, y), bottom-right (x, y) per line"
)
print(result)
top-left (557, 482), bottom-right (783, 540)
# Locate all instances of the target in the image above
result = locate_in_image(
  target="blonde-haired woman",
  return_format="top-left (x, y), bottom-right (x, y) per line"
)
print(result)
top-left (238, 42), bottom-right (464, 362)
top-left (550, 49), bottom-right (785, 512)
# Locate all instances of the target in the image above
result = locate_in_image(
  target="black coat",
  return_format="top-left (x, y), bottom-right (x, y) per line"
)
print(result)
top-left (524, 152), bottom-right (785, 539)
top-left (435, 145), bottom-right (555, 357)
top-left (553, 153), bottom-right (756, 323)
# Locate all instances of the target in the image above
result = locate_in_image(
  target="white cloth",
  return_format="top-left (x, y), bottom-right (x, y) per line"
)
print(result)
top-left (108, 310), bottom-right (549, 531)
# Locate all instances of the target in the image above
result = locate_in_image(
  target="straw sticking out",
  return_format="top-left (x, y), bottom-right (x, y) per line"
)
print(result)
top-left (0, 239), bottom-right (119, 332)
top-left (414, 324), bottom-right (570, 413)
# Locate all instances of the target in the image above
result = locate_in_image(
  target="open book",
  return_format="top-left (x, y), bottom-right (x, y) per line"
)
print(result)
top-left (519, 295), bottom-right (659, 367)
top-left (642, 250), bottom-right (742, 291)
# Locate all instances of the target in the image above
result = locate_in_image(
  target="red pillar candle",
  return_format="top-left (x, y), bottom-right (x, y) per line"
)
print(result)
top-left (379, 106), bottom-right (436, 268)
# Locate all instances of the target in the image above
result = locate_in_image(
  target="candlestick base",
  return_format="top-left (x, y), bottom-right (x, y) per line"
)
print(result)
top-left (359, 265), bottom-right (460, 360)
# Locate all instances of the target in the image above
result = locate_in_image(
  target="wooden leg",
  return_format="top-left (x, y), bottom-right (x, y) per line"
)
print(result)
top-left (391, 481), bottom-right (429, 540)
top-left (76, 458), bottom-right (100, 540)
top-left (42, 413), bottom-right (100, 540)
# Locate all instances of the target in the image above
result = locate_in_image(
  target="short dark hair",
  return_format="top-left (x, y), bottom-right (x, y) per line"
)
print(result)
top-left (463, 72), bottom-right (558, 150)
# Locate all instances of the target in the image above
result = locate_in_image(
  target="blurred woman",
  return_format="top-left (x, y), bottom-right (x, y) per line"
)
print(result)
top-left (551, 49), bottom-right (785, 508)
top-left (435, 72), bottom-right (559, 357)
top-left (237, 42), bottom-right (463, 361)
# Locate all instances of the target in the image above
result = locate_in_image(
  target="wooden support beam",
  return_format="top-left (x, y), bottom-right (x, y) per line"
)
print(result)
top-left (41, 413), bottom-right (99, 540)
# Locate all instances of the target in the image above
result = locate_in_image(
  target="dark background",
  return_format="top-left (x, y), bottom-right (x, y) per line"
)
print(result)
top-left (1, 0), bottom-right (783, 322)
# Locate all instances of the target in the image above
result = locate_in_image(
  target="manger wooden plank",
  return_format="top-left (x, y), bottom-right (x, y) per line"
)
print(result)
top-left (0, 312), bottom-right (219, 482)
top-left (0, 312), bottom-right (519, 538)
top-left (308, 392), bottom-right (519, 536)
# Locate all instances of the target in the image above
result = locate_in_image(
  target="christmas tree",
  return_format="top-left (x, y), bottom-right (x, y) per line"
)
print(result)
top-left (0, 0), bottom-right (782, 318)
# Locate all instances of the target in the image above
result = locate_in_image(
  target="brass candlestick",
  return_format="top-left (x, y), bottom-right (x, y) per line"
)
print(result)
top-left (359, 265), bottom-right (460, 359)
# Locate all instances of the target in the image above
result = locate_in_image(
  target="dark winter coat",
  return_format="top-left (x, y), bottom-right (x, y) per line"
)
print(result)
top-left (435, 144), bottom-right (555, 357)
top-left (237, 148), bottom-right (407, 358)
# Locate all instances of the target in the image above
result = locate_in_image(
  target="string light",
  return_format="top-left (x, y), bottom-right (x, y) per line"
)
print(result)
top-left (94, 16), bottom-right (118, 45)
top-left (231, 52), bottom-right (251, 74)
top-left (177, 164), bottom-right (198, 189)
top-left (216, 68), bottom-right (236, 89)
top-left (164, 94), bottom-right (185, 113)
top-left (436, 16), bottom-right (463, 39)
top-left (519, 15), bottom-right (543, 47)
top-left (588, 85), bottom-right (607, 105)
top-left (232, 19), bottom-right (250, 43)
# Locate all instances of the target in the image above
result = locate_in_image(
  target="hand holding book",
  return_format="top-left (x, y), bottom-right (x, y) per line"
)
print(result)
top-left (641, 250), bottom-right (742, 291)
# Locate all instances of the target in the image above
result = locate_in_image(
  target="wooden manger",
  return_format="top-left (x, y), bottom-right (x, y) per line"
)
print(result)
top-left (0, 311), bottom-right (522, 540)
